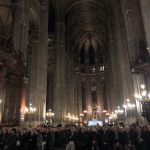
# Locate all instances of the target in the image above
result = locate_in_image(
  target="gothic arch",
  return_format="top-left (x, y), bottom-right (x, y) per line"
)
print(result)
top-left (29, 5), bottom-right (40, 30)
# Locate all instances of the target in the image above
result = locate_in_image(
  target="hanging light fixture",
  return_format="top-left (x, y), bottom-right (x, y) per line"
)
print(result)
top-left (103, 109), bottom-right (107, 113)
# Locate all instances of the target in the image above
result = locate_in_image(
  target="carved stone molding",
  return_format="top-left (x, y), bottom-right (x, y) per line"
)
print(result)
top-left (31, 30), bottom-right (41, 43)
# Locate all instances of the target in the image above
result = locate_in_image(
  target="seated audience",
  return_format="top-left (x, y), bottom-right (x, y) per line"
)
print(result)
top-left (13, 130), bottom-right (26, 150)
top-left (3, 128), bottom-right (17, 150)
top-left (98, 125), bottom-right (110, 150)
top-left (136, 125), bottom-right (147, 150)
top-left (123, 126), bottom-right (136, 150)
top-left (89, 127), bottom-right (99, 150)
top-left (35, 130), bottom-right (43, 150)
top-left (112, 125), bottom-right (123, 150)
top-left (66, 127), bottom-right (77, 150)
top-left (77, 127), bottom-right (89, 150)
top-left (25, 129), bottom-right (36, 150)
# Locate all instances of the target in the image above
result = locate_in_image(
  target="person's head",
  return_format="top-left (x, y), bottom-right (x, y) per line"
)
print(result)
top-left (50, 128), bottom-right (54, 133)
top-left (119, 127), bottom-right (124, 133)
top-left (11, 128), bottom-right (16, 135)
top-left (136, 126), bottom-right (141, 132)
top-left (125, 126), bottom-right (130, 133)
top-left (102, 126), bottom-right (106, 131)
top-left (31, 129), bottom-right (35, 135)
top-left (91, 127), bottom-right (97, 132)
top-left (114, 125), bottom-right (118, 132)
top-left (21, 130), bottom-right (26, 136)
top-left (130, 124), bottom-right (136, 130)
top-left (86, 127), bottom-right (90, 132)
top-left (36, 130), bottom-right (40, 135)
top-left (71, 127), bottom-right (75, 133)
top-left (27, 127), bottom-right (31, 133)
top-left (41, 128), bottom-right (46, 133)
top-left (147, 125), bottom-right (150, 132)
top-left (111, 126), bottom-right (114, 131)
top-left (76, 126), bottom-right (80, 131)
top-left (143, 126), bottom-right (148, 132)
top-left (46, 128), bottom-right (50, 133)
top-left (8, 128), bottom-right (12, 134)
top-left (81, 127), bottom-right (85, 133)
top-left (3, 128), bottom-right (7, 134)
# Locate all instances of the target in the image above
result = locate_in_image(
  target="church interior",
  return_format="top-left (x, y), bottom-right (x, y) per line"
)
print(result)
top-left (0, 0), bottom-right (150, 127)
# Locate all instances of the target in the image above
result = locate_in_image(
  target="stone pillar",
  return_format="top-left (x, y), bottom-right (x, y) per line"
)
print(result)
top-left (3, 75), bottom-right (25, 125)
top-left (20, 77), bottom-right (28, 123)
top-left (60, 23), bottom-right (66, 121)
top-left (107, 17), bottom-right (119, 111)
top-left (53, 22), bottom-right (66, 123)
top-left (114, 1), bottom-right (134, 107)
top-left (0, 73), bottom-right (6, 123)
top-left (140, 0), bottom-right (150, 52)
top-left (28, 30), bottom-right (40, 107)
top-left (66, 36), bottom-right (70, 115)
top-left (53, 22), bottom-right (61, 122)
top-left (12, 0), bottom-right (22, 52)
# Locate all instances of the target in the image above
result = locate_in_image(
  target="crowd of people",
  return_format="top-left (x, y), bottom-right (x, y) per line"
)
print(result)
top-left (0, 122), bottom-right (150, 150)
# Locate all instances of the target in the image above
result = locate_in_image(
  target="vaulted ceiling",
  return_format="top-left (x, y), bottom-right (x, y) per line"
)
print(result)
top-left (51, 0), bottom-right (113, 52)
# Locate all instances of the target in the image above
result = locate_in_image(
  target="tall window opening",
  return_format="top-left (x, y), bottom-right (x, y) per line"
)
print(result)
top-left (48, 6), bottom-right (55, 33)
top-left (89, 45), bottom-right (95, 65)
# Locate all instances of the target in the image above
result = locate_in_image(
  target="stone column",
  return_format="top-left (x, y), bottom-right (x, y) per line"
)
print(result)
top-left (28, 30), bottom-right (40, 107)
top-left (85, 48), bottom-right (91, 121)
top-left (122, 0), bottom-right (139, 61)
top-left (77, 48), bottom-right (82, 117)
top-left (66, 36), bottom-right (70, 116)
top-left (3, 75), bottom-right (25, 125)
top-left (12, 0), bottom-right (22, 52)
top-left (53, 22), bottom-right (66, 123)
top-left (20, 77), bottom-right (28, 123)
top-left (23, 0), bottom-right (29, 64)
top-left (60, 23), bottom-right (66, 121)
top-left (53, 22), bottom-right (61, 122)
top-left (114, 1), bottom-right (134, 107)
top-left (140, 0), bottom-right (150, 52)
top-left (0, 73), bottom-right (6, 123)
top-left (107, 17), bottom-right (119, 111)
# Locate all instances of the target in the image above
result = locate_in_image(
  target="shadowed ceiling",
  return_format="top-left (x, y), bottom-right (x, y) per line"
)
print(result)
top-left (51, 0), bottom-right (113, 52)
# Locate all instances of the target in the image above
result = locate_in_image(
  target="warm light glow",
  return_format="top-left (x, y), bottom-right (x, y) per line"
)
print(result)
top-left (123, 105), bottom-right (127, 108)
top-left (83, 110), bottom-right (88, 113)
top-left (79, 113), bottom-right (84, 117)
top-left (135, 94), bottom-right (139, 98)
top-left (127, 99), bottom-right (130, 102)
top-left (142, 90), bottom-right (147, 96)
top-left (118, 106), bottom-right (120, 109)
top-left (30, 103), bottom-right (32, 106)
top-left (139, 95), bottom-right (142, 99)
top-left (109, 115), bottom-right (113, 119)
top-left (141, 85), bottom-right (145, 89)
top-left (103, 110), bottom-right (107, 113)
top-left (115, 110), bottom-right (118, 113)
top-left (105, 113), bottom-right (110, 116)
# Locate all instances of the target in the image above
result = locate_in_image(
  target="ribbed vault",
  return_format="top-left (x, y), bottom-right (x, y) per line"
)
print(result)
top-left (67, 0), bottom-right (108, 52)
top-left (51, 0), bottom-right (111, 52)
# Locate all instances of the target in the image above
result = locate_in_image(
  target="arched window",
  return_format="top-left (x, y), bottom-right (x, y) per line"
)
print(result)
top-left (89, 45), bottom-right (95, 65)
top-left (80, 46), bottom-right (85, 64)
top-left (48, 6), bottom-right (55, 33)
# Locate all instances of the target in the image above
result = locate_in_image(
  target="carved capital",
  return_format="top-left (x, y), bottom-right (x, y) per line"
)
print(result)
top-left (12, 2), bottom-right (22, 12)
top-left (31, 30), bottom-right (41, 42)
top-left (6, 75), bottom-right (27, 88)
